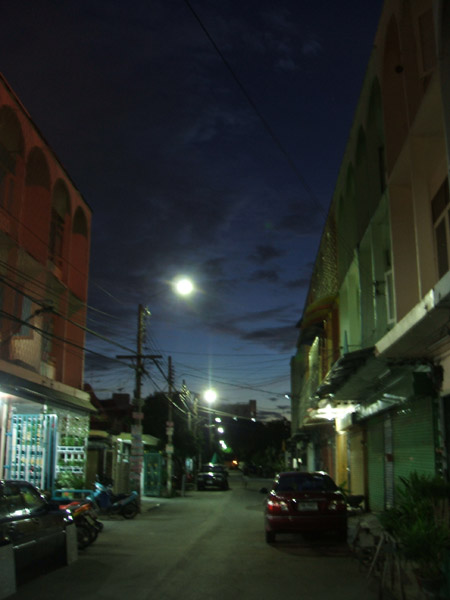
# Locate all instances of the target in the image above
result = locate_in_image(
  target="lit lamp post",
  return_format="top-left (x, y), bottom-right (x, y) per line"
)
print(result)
top-left (204, 389), bottom-right (217, 462)
top-left (165, 277), bottom-right (195, 497)
top-left (122, 277), bottom-right (194, 499)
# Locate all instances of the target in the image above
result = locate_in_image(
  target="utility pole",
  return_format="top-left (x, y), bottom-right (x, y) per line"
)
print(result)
top-left (166, 356), bottom-right (174, 496)
top-left (117, 304), bottom-right (161, 497)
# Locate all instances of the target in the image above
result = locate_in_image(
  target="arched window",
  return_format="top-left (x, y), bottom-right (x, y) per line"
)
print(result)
top-left (25, 147), bottom-right (50, 189)
top-left (49, 179), bottom-right (71, 267)
top-left (0, 105), bottom-right (24, 211)
top-left (73, 207), bottom-right (88, 237)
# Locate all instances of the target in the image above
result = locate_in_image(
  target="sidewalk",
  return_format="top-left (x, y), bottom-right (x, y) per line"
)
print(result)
top-left (346, 511), bottom-right (427, 600)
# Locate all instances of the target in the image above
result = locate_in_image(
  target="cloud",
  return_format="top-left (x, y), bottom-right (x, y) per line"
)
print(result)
top-left (249, 269), bottom-right (280, 283)
top-left (258, 407), bottom-right (291, 422)
top-left (276, 57), bottom-right (298, 71)
top-left (284, 277), bottom-right (311, 290)
top-left (277, 208), bottom-right (324, 235)
top-left (227, 305), bottom-right (295, 326)
top-left (249, 244), bottom-right (284, 264)
top-left (302, 38), bottom-right (323, 56)
top-left (241, 324), bottom-right (298, 352)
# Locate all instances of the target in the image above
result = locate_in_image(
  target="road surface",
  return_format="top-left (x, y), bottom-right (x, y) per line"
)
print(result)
top-left (9, 472), bottom-right (381, 600)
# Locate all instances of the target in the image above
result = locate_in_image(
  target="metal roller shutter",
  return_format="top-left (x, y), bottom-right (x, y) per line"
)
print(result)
top-left (392, 397), bottom-right (435, 488)
top-left (367, 415), bottom-right (385, 511)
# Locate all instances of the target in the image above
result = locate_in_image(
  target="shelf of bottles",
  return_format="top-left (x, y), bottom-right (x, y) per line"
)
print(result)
top-left (5, 414), bottom-right (57, 489)
top-left (55, 414), bottom-right (89, 482)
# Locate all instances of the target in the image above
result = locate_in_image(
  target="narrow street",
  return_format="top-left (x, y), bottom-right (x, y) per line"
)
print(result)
top-left (9, 472), bottom-right (381, 600)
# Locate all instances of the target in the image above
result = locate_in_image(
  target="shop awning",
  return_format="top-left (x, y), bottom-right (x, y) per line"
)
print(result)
top-left (116, 432), bottom-right (159, 447)
top-left (376, 270), bottom-right (450, 358)
top-left (0, 369), bottom-right (96, 414)
top-left (315, 348), bottom-right (379, 400)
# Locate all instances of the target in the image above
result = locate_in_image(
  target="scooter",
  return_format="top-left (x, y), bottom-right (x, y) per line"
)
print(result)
top-left (59, 499), bottom-right (104, 549)
top-left (87, 477), bottom-right (139, 519)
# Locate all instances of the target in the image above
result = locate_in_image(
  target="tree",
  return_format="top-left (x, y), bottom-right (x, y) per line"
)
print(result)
top-left (225, 417), bottom-right (290, 475)
top-left (143, 392), bottom-right (198, 481)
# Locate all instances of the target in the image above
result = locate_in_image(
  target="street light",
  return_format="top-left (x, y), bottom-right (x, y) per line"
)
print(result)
top-left (204, 389), bottom-right (217, 404)
top-left (173, 277), bottom-right (194, 296)
top-left (122, 277), bottom-right (196, 498)
top-left (166, 278), bottom-right (195, 497)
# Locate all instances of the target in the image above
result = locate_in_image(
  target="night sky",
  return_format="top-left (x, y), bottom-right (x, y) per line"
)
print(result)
top-left (0, 1), bottom-right (382, 420)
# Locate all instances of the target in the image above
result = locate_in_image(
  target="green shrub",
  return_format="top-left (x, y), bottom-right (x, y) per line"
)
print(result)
top-left (380, 472), bottom-right (450, 578)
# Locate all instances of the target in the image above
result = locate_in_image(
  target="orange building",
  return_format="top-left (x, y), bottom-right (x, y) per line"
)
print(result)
top-left (0, 73), bottom-right (95, 491)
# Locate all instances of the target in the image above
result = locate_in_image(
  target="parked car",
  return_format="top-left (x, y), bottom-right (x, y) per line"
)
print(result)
top-left (196, 464), bottom-right (229, 490)
top-left (260, 471), bottom-right (347, 543)
top-left (0, 479), bottom-right (74, 573)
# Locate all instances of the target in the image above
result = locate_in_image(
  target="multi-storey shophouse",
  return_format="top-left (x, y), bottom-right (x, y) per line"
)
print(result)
top-left (0, 73), bottom-right (95, 491)
top-left (291, 0), bottom-right (450, 511)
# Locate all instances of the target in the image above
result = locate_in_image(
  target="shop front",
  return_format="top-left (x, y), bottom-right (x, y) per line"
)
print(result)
top-left (0, 367), bottom-right (95, 492)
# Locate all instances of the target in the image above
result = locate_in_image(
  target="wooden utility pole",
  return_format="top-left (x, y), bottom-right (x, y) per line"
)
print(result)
top-left (117, 304), bottom-right (161, 497)
top-left (166, 356), bottom-right (174, 496)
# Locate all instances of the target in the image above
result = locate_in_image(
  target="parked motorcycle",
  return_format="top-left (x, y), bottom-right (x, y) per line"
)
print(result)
top-left (87, 477), bottom-right (139, 519)
top-left (59, 499), bottom-right (103, 549)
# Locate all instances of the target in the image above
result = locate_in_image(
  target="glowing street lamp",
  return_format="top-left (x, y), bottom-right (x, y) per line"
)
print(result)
top-left (165, 277), bottom-right (194, 496)
top-left (173, 277), bottom-right (194, 296)
top-left (204, 389), bottom-right (217, 404)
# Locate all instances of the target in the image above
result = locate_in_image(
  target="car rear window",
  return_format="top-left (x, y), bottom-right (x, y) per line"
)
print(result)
top-left (274, 474), bottom-right (338, 492)
top-left (201, 465), bottom-right (225, 473)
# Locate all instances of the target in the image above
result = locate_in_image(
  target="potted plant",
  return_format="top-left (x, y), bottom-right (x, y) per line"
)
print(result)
top-left (380, 472), bottom-right (450, 598)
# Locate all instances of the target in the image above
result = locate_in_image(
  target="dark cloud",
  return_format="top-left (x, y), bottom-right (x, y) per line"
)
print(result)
top-left (249, 244), bottom-right (284, 264)
top-left (302, 38), bottom-right (323, 56)
top-left (258, 407), bottom-right (291, 422)
top-left (284, 278), bottom-right (311, 290)
top-left (249, 269), bottom-right (280, 283)
top-left (241, 325), bottom-right (298, 352)
top-left (277, 208), bottom-right (324, 235)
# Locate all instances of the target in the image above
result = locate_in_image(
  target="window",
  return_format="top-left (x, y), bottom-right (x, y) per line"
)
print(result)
top-left (432, 179), bottom-right (450, 279)
top-left (385, 270), bottom-right (395, 324)
top-left (275, 473), bottom-right (337, 493)
top-left (19, 296), bottom-right (33, 336)
top-left (49, 208), bottom-right (64, 267)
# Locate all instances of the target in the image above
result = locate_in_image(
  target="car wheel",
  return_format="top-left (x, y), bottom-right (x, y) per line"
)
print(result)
top-left (265, 530), bottom-right (276, 544)
top-left (122, 502), bottom-right (139, 519)
top-left (197, 485), bottom-right (205, 491)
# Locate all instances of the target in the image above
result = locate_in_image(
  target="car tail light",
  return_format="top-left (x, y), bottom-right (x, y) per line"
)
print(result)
top-left (266, 498), bottom-right (289, 514)
top-left (327, 498), bottom-right (347, 511)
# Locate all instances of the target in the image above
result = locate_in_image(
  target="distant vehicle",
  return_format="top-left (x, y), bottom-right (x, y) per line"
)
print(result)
top-left (260, 471), bottom-right (347, 543)
top-left (0, 479), bottom-right (74, 572)
top-left (196, 464), bottom-right (229, 491)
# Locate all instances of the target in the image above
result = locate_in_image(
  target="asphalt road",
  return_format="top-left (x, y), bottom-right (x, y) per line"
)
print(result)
top-left (9, 472), bottom-right (381, 600)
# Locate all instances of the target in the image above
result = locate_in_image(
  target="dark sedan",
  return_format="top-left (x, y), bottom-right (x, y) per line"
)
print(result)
top-left (261, 471), bottom-right (347, 543)
top-left (196, 464), bottom-right (229, 490)
top-left (0, 479), bottom-right (74, 574)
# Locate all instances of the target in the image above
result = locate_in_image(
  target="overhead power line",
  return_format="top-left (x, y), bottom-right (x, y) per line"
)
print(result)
top-left (183, 0), bottom-right (326, 216)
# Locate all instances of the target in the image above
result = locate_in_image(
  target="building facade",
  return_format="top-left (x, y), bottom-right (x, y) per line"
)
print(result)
top-left (291, 0), bottom-right (450, 511)
top-left (0, 73), bottom-right (95, 491)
